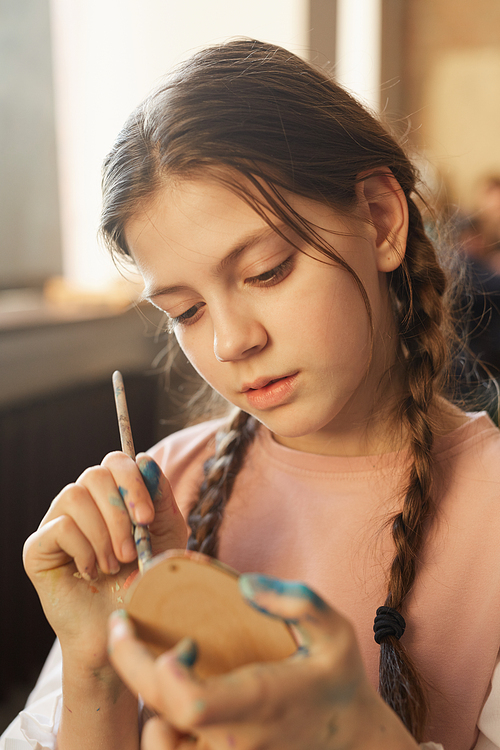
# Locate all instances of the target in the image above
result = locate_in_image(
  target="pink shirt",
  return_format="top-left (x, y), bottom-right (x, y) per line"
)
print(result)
top-left (150, 412), bottom-right (500, 749)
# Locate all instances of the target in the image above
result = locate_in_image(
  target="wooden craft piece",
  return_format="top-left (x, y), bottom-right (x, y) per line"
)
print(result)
top-left (125, 549), bottom-right (298, 679)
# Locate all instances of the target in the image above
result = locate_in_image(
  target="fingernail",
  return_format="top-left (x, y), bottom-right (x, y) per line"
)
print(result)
top-left (108, 554), bottom-right (120, 575)
top-left (108, 609), bottom-right (132, 641)
top-left (110, 608), bottom-right (128, 622)
top-left (82, 565), bottom-right (98, 582)
top-left (134, 505), bottom-right (151, 525)
top-left (121, 536), bottom-right (136, 561)
top-left (175, 637), bottom-right (198, 668)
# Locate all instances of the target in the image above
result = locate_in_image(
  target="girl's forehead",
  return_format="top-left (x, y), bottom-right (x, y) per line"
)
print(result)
top-left (125, 177), bottom-right (280, 277)
top-left (127, 178), bottom-right (265, 248)
top-left (155, 176), bottom-right (254, 218)
top-left (125, 174), bottom-right (354, 259)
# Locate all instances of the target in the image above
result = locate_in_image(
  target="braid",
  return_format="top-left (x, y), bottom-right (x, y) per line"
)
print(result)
top-left (187, 410), bottom-right (258, 556)
top-left (378, 196), bottom-right (448, 741)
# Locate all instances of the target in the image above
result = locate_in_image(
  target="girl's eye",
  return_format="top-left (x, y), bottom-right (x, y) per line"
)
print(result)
top-left (167, 256), bottom-right (294, 330)
top-left (248, 255), bottom-right (294, 286)
top-left (169, 302), bottom-right (205, 329)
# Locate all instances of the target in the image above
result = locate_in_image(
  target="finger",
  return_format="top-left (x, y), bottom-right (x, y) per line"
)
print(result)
top-left (108, 610), bottom-right (156, 699)
top-left (102, 451), bottom-right (155, 526)
top-left (239, 574), bottom-right (344, 652)
top-left (108, 611), bottom-right (203, 728)
top-left (40, 482), bottom-right (120, 576)
top-left (142, 717), bottom-right (192, 750)
top-left (77, 465), bottom-right (136, 565)
top-left (136, 455), bottom-right (188, 553)
top-left (24, 515), bottom-right (99, 581)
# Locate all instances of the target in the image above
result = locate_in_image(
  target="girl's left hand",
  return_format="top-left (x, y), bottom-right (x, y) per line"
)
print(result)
top-left (108, 575), bottom-right (419, 750)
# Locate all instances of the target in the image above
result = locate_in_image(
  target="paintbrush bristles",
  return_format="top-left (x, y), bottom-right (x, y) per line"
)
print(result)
top-left (112, 370), bottom-right (136, 459)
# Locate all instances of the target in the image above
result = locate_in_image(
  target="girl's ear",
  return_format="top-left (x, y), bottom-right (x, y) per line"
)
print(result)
top-left (357, 171), bottom-right (409, 273)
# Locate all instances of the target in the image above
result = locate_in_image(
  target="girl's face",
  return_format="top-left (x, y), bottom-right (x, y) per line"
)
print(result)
top-left (126, 176), bottom-right (403, 456)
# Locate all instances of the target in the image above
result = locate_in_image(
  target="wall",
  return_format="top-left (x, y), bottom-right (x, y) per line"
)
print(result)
top-left (0, 306), bottom-right (165, 406)
top-left (49, 0), bottom-right (308, 291)
top-left (0, 0), bottom-right (61, 288)
top-left (403, 0), bottom-right (500, 210)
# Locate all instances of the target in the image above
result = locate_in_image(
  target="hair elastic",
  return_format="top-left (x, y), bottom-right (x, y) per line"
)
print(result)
top-left (373, 606), bottom-right (406, 644)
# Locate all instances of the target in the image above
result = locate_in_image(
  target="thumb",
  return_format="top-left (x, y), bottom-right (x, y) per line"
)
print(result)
top-left (136, 454), bottom-right (188, 552)
top-left (239, 573), bottom-right (344, 653)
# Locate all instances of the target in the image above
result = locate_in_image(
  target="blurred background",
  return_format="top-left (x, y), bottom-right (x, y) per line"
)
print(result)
top-left (1, 0), bottom-right (500, 731)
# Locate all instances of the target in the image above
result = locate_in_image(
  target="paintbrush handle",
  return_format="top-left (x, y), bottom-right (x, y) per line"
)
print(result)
top-left (112, 370), bottom-right (152, 572)
top-left (112, 370), bottom-right (135, 459)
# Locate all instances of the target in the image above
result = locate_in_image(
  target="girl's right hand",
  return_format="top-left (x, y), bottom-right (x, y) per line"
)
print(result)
top-left (23, 452), bottom-right (188, 672)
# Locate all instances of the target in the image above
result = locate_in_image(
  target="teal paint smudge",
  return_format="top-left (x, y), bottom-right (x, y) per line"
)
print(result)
top-left (138, 459), bottom-right (161, 502)
top-left (193, 699), bottom-right (206, 715)
top-left (108, 492), bottom-right (125, 508)
top-left (239, 574), bottom-right (327, 612)
top-left (176, 638), bottom-right (198, 668)
top-left (238, 593), bottom-right (292, 622)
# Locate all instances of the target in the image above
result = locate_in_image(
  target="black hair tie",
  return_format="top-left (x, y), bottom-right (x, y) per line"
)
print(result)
top-left (373, 606), bottom-right (406, 644)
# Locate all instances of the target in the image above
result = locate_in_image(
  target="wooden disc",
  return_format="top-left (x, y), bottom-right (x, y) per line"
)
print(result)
top-left (124, 549), bottom-right (297, 678)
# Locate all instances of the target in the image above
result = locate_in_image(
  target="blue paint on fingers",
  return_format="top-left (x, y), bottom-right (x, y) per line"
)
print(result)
top-left (239, 574), bottom-right (328, 611)
top-left (108, 492), bottom-right (125, 509)
top-left (138, 459), bottom-right (162, 502)
top-left (176, 637), bottom-right (198, 668)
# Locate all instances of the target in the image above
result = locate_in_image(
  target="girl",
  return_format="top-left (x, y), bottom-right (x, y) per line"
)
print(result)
top-left (4, 39), bottom-right (500, 750)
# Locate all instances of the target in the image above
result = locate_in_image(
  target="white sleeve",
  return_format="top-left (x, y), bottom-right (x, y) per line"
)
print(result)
top-left (473, 654), bottom-right (500, 749)
top-left (0, 640), bottom-right (62, 750)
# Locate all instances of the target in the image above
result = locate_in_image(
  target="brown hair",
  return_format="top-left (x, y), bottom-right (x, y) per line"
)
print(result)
top-left (100, 38), bottom-right (453, 741)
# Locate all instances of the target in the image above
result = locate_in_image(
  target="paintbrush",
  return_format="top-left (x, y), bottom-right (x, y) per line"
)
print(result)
top-left (112, 370), bottom-right (152, 573)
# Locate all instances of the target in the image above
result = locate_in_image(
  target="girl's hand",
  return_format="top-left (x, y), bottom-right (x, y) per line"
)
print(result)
top-left (107, 575), bottom-right (419, 750)
top-left (23, 452), bottom-right (188, 671)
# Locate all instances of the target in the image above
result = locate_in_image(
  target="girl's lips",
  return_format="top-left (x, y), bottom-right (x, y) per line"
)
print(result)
top-left (243, 373), bottom-right (298, 410)
top-left (241, 372), bottom-right (297, 392)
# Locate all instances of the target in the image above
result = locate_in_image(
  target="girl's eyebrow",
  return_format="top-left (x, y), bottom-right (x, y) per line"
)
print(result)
top-left (142, 224), bottom-right (279, 301)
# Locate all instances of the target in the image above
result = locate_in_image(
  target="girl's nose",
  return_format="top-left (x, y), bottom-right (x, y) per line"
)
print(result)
top-left (212, 304), bottom-right (268, 362)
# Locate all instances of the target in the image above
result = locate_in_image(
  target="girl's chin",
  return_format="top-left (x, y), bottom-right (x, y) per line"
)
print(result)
top-left (250, 412), bottom-right (340, 444)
